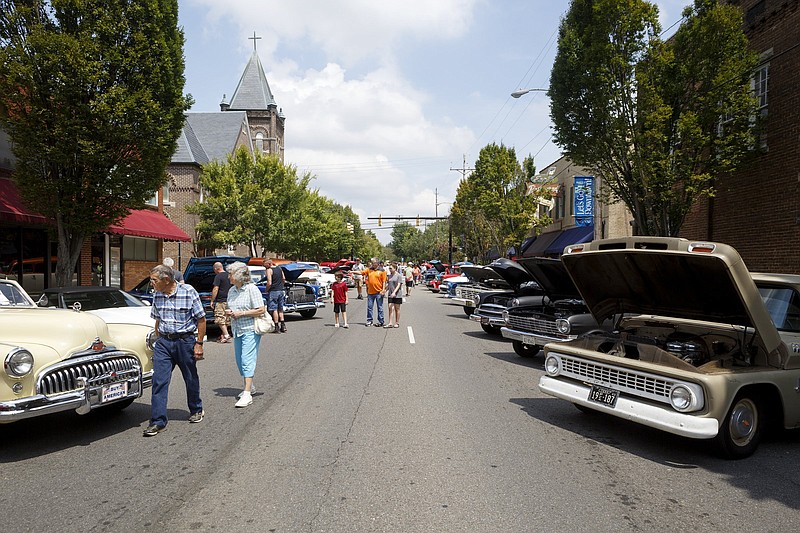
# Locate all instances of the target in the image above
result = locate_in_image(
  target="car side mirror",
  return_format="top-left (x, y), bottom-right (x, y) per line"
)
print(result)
top-left (36, 294), bottom-right (49, 307)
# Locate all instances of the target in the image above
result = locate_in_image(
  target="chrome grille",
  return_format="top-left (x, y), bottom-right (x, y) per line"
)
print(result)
top-left (506, 314), bottom-right (560, 336)
top-left (456, 287), bottom-right (480, 300)
top-left (477, 303), bottom-right (506, 319)
top-left (39, 354), bottom-right (139, 396)
top-left (557, 354), bottom-right (680, 404)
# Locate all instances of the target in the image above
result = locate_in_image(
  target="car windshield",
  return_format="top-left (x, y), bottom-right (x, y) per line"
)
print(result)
top-left (249, 267), bottom-right (267, 283)
top-left (51, 290), bottom-right (146, 311)
top-left (0, 282), bottom-right (35, 307)
top-left (758, 285), bottom-right (800, 332)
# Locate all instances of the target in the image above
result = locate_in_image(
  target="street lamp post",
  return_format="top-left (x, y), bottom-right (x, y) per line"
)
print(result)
top-left (511, 88), bottom-right (548, 98)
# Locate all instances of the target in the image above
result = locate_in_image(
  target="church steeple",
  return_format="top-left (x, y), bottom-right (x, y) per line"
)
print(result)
top-left (228, 47), bottom-right (277, 111)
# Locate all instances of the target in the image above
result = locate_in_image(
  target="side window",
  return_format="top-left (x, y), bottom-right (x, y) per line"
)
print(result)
top-left (758, 285), bottom-right (800, 331)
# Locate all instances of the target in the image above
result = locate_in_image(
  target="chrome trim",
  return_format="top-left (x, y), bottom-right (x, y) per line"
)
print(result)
top-left (4, 346), bottom-right (34, 378)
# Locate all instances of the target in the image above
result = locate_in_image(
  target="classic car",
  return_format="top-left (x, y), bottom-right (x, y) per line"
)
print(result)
top-left (0, 279), bottom-right (154, 422)
top-left (451, 264), bottom-right (513, 316)
top-left (538, 237), bottom-right (800, 459)
top-left (256, 262), bottom-right (326, 318)
top-left (469, 258), bottom-right (544, 335)
top-left (501, 256), bottom-right (611, 357)
top-left (296, 262), bottom-right (335, 298)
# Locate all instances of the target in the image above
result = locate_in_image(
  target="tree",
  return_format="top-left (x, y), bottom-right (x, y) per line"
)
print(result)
top-left (0, 0), bottom-right (191, 284)
top-left (549, 0), bottom-right (759, 236)
top-left (450, 144), bottom-right (542, 262)
top-left (389, 222), bottom-right (419, 261)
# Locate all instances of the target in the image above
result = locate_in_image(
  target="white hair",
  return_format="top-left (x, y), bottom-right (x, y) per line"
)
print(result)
top-left (162, 257), bottom-right (175, 268)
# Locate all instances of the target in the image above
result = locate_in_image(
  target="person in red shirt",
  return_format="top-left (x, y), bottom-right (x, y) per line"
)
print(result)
top-left (331, 271), bottom-right (349, 328)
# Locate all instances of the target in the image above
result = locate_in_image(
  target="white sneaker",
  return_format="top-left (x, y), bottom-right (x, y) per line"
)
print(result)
top-left (236, 384), bottom-right (255, 399)
top-left (335, 323), bottom-right (340, 328)
top-left (235, 391), bottom-right (252, 408)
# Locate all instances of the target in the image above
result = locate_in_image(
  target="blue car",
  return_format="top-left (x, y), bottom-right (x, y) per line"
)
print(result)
top-left (255, 262), bottom-right (326, 319)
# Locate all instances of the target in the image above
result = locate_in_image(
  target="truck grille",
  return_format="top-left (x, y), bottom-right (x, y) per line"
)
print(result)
top-left (39, 354), bottom-right (140, 396)
top-left (506, 314), bottom-right (561, 336)
top-left (557, 354), bottom-right (678, 404)
top-left (456, 287), bottom-right (480, 300)
top-left (476, 303), bottom-right (507, 319)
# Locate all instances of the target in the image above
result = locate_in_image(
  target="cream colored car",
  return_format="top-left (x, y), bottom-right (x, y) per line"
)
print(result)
top-left (0, 279), bottom-right (154, 422)
top-left (538, 237), bottom-right (800, 459)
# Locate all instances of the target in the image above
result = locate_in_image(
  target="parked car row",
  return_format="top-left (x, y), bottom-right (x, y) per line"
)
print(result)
top-left (432, 238), bottom-right (800, 459)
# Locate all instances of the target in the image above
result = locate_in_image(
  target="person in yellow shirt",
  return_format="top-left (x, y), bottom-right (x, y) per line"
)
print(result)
top-left (361, 259), bottom-right (387, 326)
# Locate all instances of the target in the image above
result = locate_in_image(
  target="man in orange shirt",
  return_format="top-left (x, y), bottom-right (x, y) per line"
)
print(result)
top-left (361, 258), bottom-right (387, 327)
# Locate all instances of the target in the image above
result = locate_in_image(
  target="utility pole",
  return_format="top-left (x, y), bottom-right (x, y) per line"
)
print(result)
top-left (450, 154), bottom-right (474, 180)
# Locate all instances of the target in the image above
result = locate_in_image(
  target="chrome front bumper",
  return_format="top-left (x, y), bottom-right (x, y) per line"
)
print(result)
top-left (451, 297), bottom-right (474, 307)
top-left (538, 375), bottom-right (719, 439)
top-left (500, 326), bottom-right (574, 346)
top-left (469, 312), bottom-right (506, 327)
top-left (0, 371), bottom-right (145, 422)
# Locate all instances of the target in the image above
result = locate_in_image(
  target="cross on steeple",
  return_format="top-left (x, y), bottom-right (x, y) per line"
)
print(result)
top-left (248, 31), bottom-right (261, 51)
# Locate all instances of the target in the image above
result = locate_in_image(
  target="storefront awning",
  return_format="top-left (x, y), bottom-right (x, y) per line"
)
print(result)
top-left (544, 225), bottom-right (595, 255)
top-left (0, 178), bottom-right (49, 224)
top-left (108, 209), bottom-right (192, 242)
top-left (522, 231), bottom-right (560, 257)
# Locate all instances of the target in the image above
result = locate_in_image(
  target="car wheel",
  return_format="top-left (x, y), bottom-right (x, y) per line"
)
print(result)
top-left (481, 323), bottom-right (501, 335)
top-left (463, 306), bottom-right (473, 317)
top-left (299, 309), bottom-right (317, 319)
top-left (512, 340), bottom-right (540, 357)
top-left (713, 393), bottom-right (763, 459)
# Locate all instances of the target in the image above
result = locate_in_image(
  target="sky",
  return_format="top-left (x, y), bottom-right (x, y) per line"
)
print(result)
top-left (177, 0), bottom-right (690, 244)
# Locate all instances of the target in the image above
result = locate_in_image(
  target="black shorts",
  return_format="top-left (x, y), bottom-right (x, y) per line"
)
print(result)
top-left (388, 297), bottom-right (403, 305)
top-left (405, 280), bottom-right (413, 287)
top-left (333, 302), bottom-right (347, 313)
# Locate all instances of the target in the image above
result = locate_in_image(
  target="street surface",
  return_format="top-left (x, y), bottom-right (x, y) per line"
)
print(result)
top-left (2, 287), bottom-right (799, 532)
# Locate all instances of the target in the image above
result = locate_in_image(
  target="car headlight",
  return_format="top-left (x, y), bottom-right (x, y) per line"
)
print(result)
top-left (473, 295), bottom-right (481, 306)
top-left (5, 348), bottom-right (34, 377)
top-left (510, 298), bottom-right (520, 308)
top-left (556, 319), bottom-right (571, 335)
top-left (544, 355), bottom-right (561, 376)
top-left (502, 310), bottom-right (509, 324)
top-left (669, 384), bottom-right (703, 412)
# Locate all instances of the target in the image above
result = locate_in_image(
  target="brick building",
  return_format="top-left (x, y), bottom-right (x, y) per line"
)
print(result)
top-left (682, 0), bottom-right (800, 273)
top-left (162, 47), bottom-right (286, 267)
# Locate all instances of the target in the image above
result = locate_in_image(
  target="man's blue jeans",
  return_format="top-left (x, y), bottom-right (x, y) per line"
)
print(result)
top-left (366, 292), bottom-right (384, 325)
top-left (150, 336), bottom-right (202, 427)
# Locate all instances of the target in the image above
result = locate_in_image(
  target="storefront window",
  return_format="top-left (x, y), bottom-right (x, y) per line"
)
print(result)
top-left (122, 236), bottom-right (157, 261)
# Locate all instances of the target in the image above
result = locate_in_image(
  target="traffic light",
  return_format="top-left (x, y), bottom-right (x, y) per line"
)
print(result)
top-left (378, 215), bottom-right (382, 226)
top-left (416, 215), bottom-right (420, 226)
top-left (346, 222), bottom-right (354, 233)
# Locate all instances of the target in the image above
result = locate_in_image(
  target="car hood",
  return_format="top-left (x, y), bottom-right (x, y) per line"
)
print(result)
top-left (280, 262), bottom-right (320, 283)
top-left (184, 256), bottom-right (250, 281)
top-left (88, 306), bottom-right (155, 327)
top-left (560, 239), bottom-right (783, 355)
top-left (431, 261), bottom-right (447, 273)
top-left (516, 257), bottom-right (581, 301)
top-left (488, 258), bottom-right (536, 289)
top-left (460, 265), bottom-right (509, 286)
top-left (0, 307), bottom-right (115, 351)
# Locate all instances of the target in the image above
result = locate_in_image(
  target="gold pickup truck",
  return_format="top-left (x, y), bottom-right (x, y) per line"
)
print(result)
top-left (538, 237), bottom-right (800, 459)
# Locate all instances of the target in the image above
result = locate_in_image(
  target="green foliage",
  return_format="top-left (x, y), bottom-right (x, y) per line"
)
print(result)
top-left (450, 144), bottom-right (543, 262)
top-left (189, 148), bottom-right (367, 261)
top-left (550, 0), bottom-right (759, 236)
top-left (0, 0), bottom-right (191, 284)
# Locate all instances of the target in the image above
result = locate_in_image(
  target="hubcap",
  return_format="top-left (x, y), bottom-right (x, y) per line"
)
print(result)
top-left (729, 398), bottom-right (757, 446)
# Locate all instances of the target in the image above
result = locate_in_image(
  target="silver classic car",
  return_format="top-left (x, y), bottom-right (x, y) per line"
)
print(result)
top-left (451, 264), bottom-right (513, 317)
top-left (538, 237), bottom-right (800, 459)
top-left (469, 258), bottom-right (544, 335)
top-left (0, 279), bottom-right (154, 422)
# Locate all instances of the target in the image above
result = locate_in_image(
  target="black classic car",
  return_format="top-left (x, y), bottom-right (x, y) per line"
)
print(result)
top-left (500, 256), bottom-right (611, 357)
top-left (450, 264), bottom-right (513, 317)
top-left (469, 258), bottom-right (544, 335)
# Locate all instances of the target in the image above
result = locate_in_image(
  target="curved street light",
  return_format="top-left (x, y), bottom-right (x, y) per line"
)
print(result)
top-left (511, 88), bottom-right (548, 98)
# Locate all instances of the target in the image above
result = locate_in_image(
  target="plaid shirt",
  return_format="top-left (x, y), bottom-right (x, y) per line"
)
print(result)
top-left (151, 283), bottom-right (205, 335)
top-left (227, 282), bottom-right (264, 336)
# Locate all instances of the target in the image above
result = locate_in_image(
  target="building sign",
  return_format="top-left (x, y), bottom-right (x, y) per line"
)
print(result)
top-left (574, 176), bottom-right (594, 227)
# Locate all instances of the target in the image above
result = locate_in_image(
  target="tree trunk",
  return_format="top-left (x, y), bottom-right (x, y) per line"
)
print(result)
top-left (54, 214), bottom-right (85, 288)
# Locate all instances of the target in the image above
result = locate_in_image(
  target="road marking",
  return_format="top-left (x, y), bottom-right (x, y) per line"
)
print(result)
top-left (407, 326), bottom-right (415, 344)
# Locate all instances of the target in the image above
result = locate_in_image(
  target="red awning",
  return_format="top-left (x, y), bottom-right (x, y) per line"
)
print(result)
top-left (0, 178), bottom-right (49, 224)
top-left (108, 209), bottom-right (192, 242)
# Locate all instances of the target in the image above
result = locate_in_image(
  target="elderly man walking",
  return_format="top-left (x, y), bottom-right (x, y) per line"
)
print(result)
top-left (143, 264), bottom-right (206, 437)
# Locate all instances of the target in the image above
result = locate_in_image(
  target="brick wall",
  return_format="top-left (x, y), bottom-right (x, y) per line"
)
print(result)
top-left (682, 0), bottom-right (800, 273)
top-left (124, 260), bottom-right (155, 291)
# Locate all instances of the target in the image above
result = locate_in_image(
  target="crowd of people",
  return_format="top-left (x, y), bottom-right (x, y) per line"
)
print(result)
top-left (142, 257), bottom-right (427, 436)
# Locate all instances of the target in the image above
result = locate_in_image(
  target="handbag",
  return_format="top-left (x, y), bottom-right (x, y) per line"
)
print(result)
top-left (254, 312), bottom-right (276, 334)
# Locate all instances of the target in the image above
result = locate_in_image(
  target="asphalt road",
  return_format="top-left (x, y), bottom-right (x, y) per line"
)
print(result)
top-left (2, 287), bottom-right (799, 532)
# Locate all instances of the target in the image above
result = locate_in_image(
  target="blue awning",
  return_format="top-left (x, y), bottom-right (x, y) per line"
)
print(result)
top-left (520, 235), bottom-right (537, 255)
top-left (522, 231), bottom-right (560, 257)
top-left (544, 225), bottom-right (595, 255)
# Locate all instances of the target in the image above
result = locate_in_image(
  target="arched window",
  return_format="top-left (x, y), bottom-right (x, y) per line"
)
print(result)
top-left (255, 132), bottom-right (264, 152)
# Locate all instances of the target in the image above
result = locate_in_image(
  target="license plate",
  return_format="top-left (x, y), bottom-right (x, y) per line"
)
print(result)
top-left (480, 317), bottom-right (489, 325)
top-left (101, 382), bottom-right (128, 403)
top-left (522, 335), bottom-right (538, 346)
top-left (588, 385), bottom-right (619, 408)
